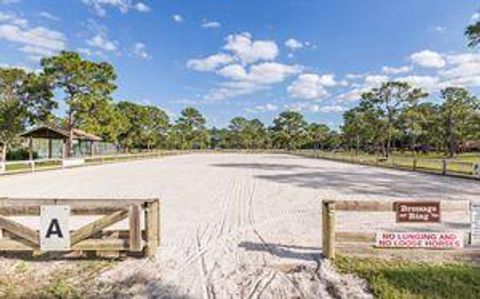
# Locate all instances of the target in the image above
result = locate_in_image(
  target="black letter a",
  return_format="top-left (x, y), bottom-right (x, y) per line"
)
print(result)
top-left (45, 219), bottom-right (63, 238)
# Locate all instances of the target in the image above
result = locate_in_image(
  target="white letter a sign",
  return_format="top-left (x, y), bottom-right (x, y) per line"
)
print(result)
top-left (40, 206), bottom-right (70, 251)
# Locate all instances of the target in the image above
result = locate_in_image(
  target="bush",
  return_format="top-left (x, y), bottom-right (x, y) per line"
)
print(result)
top-left (6, 148), bottom-right (38, 161)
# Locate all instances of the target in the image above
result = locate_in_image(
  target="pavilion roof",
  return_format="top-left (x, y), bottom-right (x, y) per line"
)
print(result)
top-left (21, 126), bottom-right (102, 142)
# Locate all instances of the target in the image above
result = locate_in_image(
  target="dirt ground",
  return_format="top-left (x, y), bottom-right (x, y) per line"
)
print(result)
top-left (1, 153), bottom-right (479, 298)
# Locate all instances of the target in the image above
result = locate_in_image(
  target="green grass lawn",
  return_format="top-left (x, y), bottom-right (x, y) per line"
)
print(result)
top-left (317, 150), bottom-right (480, 163)
top-left (0, 260), bottom-right (116, 298)
top-left (335, 256), bottom-right (480, 299)
top-left (5, 160), bottom-right (62, 172)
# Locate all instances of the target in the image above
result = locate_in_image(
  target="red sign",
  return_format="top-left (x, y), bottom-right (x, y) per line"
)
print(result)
top-left (395, 202), bottom-right (441, 223)
top-left (376, 232), bottom-right (463, 249)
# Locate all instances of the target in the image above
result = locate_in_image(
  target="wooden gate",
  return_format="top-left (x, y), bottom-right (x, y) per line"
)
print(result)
top-left (322, 200), bottom-right (471, 260)
top-left (0, 198), bottom-right (160, 257)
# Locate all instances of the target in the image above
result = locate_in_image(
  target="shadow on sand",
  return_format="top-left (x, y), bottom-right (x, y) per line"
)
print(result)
top-left (213, 162), bottom-right (480, 198)
top-left (212, 162), bottom-right (310, 171)
top-left (238, 241), bottom-right (322, 262)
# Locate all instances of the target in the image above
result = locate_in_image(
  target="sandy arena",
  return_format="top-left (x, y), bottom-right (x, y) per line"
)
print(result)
top-left (1, 153), bottom-right (479, 298)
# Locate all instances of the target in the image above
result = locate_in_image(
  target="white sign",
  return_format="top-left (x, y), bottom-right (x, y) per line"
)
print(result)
top-left (40, 206), bottom-right (71, 251)
top-left (471, 203), bottom-right (480, 246)
top-left (375, 232), bottom-right (463, 249)
top-left (62, 158), bottom-right (85, 168)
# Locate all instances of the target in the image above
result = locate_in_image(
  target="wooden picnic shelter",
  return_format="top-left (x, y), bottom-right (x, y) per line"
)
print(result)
top-left (21, 126), bottom-right (102, 159)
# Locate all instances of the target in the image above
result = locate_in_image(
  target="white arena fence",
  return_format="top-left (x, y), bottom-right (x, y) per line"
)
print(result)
top-left (0, 150), bottom-right (185, 175)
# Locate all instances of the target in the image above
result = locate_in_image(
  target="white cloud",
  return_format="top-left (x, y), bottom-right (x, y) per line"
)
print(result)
top-left (187, 32), bottom-right (309, 101)
top-left (205, 62), bottom-right (301, 101)
top-left (217, 62), bottom-right (301, 87)
top-left (224, 32), bottom-right (279, 64)
top-left (134, 2), bottom-right (150, 12)
top-left (445, 53), bottom-right (480, 65)
top-left (410, 50), bottom-right (445, 68)
top-left (81, 0), bottom-right (150, 16)
top-left (439, 53), bottom-right (480, 87)
top-left (247, 62), bottom-right (301, 84)
top-left (217, 64), bottom-right (247, 80)
top-left (382, 65), bottom-right (412, 75)
top-left (0, 11), bottom-right (66, 59)
top-left (337, 75), bottom-right (389, 101)
top-left (86, 34), bottom-right (117, 52)
top-left (39, 11), bottom-right (60, 21)
top-left (188, 32), bottom-right (280, 74)
top-left (202, 20), bottom-right (220, 29)
top-left (172, 14), bottom-right (183, 23)
top-left (396, 75), bottom-right (439, 91)
top-left (471, 12), bottom-right (480, 23)
top-left (337, 50), bottom-right (480, 103)
top-left (435, 26), bottom-right (446, 34)
top-left (345, 73), bottom-right (365, 80)
top-left (131, 42), bottom-right (149, 59)
top-left (283, 102), bottom-right (321, 113)
top-left (284, 38), bottom-right (303, 50)
top-left (204, 80), bottom-right (264, 101)
top-left (364, 75), bottom-right (389, 88)
top-left (337, 88), bottom-right (365, 101)
top-left (0, 11), bottom-right (28, 27)
top-left (187, 53), bottom-right (233, 72)
top-left (246, 103), bottom-right (278, 113)
top-left (258, 103), bottom-right (278, 112)
top-left (0, 24), bottom-right (66, 57)
top-left (77, 47), bottom-right (92, 56)
top-left (318, 74), bottom-right (339, 87)
top-left (83, 19), bottom-right (120, 55)
top-left (339, 51), bottom-right (480, 103)
top-left (319, 105), bottom-right (346, 113)
top-left (287, 73), bottom-right (339, 100)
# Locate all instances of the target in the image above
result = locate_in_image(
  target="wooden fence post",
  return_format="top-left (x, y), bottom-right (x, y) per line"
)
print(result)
top-left (442, 160), bottom-right (447, 175)
top-left (322, 201), bottom-right (336, 259)
top-left (413, 159), bottom-right (417, 171)
top-left (129, 204), bottom-right (142, 252)
top-left (145, 199), bottom-right (160, 257)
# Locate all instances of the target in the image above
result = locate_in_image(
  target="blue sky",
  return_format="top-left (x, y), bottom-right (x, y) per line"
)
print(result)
top-left (0, 0), bottom-right (479, 129)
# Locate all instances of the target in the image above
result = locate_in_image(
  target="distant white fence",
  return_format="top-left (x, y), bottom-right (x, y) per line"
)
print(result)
top-left (0, 151), bottom-right (184, 175)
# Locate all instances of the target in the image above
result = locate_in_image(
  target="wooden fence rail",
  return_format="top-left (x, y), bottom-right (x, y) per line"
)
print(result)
top-left (322, 200), bottom-right (469, 260)
top-left (294, 150), bottom-right (480, 180)
top-left (0, 198), bottom-right (160, 257)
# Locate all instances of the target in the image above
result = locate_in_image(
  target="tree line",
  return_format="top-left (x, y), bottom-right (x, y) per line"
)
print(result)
top-left (1, 15), bottom-right (479, 161)
top-left (0, 51), bottom-right (338, 160)
top-left (342, 15), bottom-right (480, 158)
top-left (342, 83), bottom-right (480, 158)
